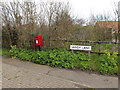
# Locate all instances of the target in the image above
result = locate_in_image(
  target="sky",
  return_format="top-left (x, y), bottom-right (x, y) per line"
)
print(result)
top-left (68, 0), bottom-right (119, 19)
top-left (1, 0), bottom-right (119, 20)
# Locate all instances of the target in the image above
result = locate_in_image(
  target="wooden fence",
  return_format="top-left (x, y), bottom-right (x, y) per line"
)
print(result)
top-left (42, 40), bottom-right (119, 53)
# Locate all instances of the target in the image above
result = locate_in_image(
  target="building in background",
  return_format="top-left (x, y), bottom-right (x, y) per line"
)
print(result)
top-left (95, 21), bottom-right (119, 42)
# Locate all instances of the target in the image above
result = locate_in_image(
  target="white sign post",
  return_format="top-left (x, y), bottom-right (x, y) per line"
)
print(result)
top-left (70, 45), bottom-right (92, 55)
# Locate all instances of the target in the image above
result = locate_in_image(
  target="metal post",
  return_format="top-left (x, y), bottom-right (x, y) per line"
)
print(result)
top-left (88, 51), bottom-right (90, 56)
top-left (39, 45), bottom-right (41, 51)
top-left (72, 50), bottom-right (74, 54)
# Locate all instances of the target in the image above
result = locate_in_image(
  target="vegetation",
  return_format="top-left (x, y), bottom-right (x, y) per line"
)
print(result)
top-left (2, 45), bottom-right (118, 75)
top-left (1, 1), bottom-right (119, 77)
top-left (1, 1), bottom-right (116, 50)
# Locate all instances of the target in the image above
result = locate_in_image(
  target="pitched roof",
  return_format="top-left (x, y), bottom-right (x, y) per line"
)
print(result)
top-left (96, 21), bottom-right (119, 30)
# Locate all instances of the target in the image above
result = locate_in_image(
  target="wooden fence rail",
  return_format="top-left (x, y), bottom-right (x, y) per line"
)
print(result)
top-left (42, 40), bottom-right (119, 54)
top-left (48, 40), bottom-right (120, 44)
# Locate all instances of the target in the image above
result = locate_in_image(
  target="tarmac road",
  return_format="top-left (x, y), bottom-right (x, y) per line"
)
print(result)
top-left (1, 56), bottom-right (118, 88)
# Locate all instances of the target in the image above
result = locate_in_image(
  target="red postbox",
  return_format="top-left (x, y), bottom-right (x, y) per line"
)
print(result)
top-left (34, 35), bottom-right (43, 45)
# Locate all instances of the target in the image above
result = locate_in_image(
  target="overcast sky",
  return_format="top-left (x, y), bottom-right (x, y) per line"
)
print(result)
top-left (68, 0), bottom-right (119, 19)
top-left (1, 0), bottom-right (119, 20)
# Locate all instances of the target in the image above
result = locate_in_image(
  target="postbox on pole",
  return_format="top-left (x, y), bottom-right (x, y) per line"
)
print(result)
top-left (34, 35), bottom-right (43, 45)
top-left (34, 35), bottom-right (43, 51)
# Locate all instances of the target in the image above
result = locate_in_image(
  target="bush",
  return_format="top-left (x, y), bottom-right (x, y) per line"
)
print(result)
top-left (2, 48), bottom-right (11, 56)
top-left (97, 52), bottom-right (118, 74)
top-left (3, 45), bottom-right (119, 75)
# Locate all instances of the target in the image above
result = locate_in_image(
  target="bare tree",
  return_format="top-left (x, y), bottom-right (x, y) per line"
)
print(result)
top-left (88, 13), bottom-right (111, 25)
top-left (1, 0), bottom-right (75, 49)
top-left (74, 18), bottom-right (85, 26)
top-left (112, 1), bottom-right (118, 21)
top-left (41, 1), bottom-right (74, 48)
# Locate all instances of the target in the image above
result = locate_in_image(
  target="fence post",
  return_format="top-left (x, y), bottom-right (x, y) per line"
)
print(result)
top-left (98, 41), bottom-right (101, 54)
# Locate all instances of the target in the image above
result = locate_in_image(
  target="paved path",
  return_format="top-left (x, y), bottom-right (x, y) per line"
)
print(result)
top-left (2, 56), bottom-right (118, 88)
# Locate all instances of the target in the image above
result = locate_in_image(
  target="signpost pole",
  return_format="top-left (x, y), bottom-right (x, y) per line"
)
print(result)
top-left (72, 50), bottom-right (74, 54)
top-left (88, 51), bottom-right (91, 56)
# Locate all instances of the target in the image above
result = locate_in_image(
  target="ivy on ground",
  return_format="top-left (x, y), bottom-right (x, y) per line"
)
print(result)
top-left (2, 45), bottom-right (119, 75)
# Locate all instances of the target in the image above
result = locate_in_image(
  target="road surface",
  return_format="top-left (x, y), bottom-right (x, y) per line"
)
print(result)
top-left (1, 56), bottom-right (118, 88)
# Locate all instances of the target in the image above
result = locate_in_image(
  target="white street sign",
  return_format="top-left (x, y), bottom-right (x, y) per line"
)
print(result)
top-left (70, 45), bottom-right (92, 51)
